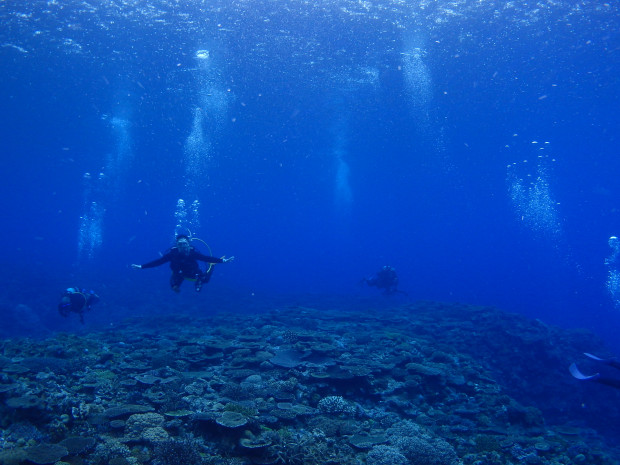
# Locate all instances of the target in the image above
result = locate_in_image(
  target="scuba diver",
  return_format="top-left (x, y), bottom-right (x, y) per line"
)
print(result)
top-left (569, 353), bottom-right (620, 389)
top-left (58, 288), bottom-right (99, 324)
top-left (361, 266), bottom-right (407, 296)
top-left (131, 234), bottom-right (234, 293)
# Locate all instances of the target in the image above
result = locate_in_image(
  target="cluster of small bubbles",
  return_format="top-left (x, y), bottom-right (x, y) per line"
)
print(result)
top-left (401, 39), bottom-right (432, 128)
top-left (605, 236), bottom-right (620, 308)
top-left (3, 0), bottom-right (617, 89)
top-left (105, 115), bottom-right (133, 194)
top-left (184, 107), bottom-right (211, 193)
top-left (77, 112), bottom-right (132, 263)
top-left (77, 170), bottom-right (108, 261)
top-left (330, 65), bottom-right (380, 92)
top-left (83, 172), bottom-right (105, 181)
top-left (181, 109), bottom-right (208, 229)
top-left (78, 201), bottom-right (103, 260)
top-left (174, 199), bottom-right (187, 221)
top-left (506, 141), bottom-right (561, 242)
top-left (190, 200), bottom-right (200, 226)
top-left (174, 198), bottom-right (200, 238)
top-left (175, 48), bottom-right (228, 236)
top-left (174, 198), bottom-right (187, 238)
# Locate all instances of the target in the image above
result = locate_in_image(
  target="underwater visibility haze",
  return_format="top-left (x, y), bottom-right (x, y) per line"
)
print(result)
top-left (1, 0), bottom-right (620, 462)
top-left (1, 0), bottom-right (619, 337)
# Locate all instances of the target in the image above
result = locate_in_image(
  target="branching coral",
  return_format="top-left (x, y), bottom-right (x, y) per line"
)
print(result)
top-left (153, 438), bottom-right (204, 465)
top-left (266, 429), bottom-right (332, 465)
top-left (317, 396), bottom-right (355, 415)
top-left (366, 445), bottom-right (408, 465)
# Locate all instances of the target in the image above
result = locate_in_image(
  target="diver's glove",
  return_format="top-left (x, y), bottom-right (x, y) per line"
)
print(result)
top-left (131, 264), bottom-right (142, 269)
top-left (222, 256), bottom-right (235, 263)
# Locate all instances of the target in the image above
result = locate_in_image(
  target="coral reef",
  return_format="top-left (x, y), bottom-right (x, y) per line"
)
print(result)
top-left (366, 445), bottom-right (408, 465)
top-left (317, 395), bottom-right (356, 415)
top-left (0, 302), bottom-right (619, 464)
top-left (152, 438), bottom-right (204, 465)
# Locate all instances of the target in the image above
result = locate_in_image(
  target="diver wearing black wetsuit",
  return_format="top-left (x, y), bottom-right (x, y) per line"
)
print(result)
top-left (132, 235), bottom-right (234, 292)
top-left (362, 266), bottom-right (407, 296)
top-left (58, 288), bottom-right (99, 323)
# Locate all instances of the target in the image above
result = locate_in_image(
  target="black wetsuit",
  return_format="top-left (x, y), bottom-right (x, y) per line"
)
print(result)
top-left (141, 246), bottom-right (223, 289)
top-left (58, 290), bottom-right (99, 323)
top-left (366, 267), bottom-right (400, 295)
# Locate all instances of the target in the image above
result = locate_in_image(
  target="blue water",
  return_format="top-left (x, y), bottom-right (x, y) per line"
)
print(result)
top-left (1, 1), bottom-right (619, 349)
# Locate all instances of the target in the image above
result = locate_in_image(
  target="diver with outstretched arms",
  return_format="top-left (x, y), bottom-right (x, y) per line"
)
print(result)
top-left (131, 234), bottom-right (234, 293)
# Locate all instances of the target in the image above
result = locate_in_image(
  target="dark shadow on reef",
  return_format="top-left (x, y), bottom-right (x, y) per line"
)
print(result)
top-left (0, 301), bottom-right (619, 465)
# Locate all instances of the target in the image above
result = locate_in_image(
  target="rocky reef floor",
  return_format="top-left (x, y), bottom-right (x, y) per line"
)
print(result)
top-left (1, 300), bottom-right (619, 465)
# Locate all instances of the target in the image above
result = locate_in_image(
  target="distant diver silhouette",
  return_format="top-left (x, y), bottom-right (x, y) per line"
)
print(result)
top-left (361, 266), bottom-right (408, 296)
top-left (58, 288), bottom-right (99, 324)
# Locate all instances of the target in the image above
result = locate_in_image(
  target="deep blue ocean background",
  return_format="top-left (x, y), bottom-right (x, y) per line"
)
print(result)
top-left (1, 1), bottom-right (619, 353)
